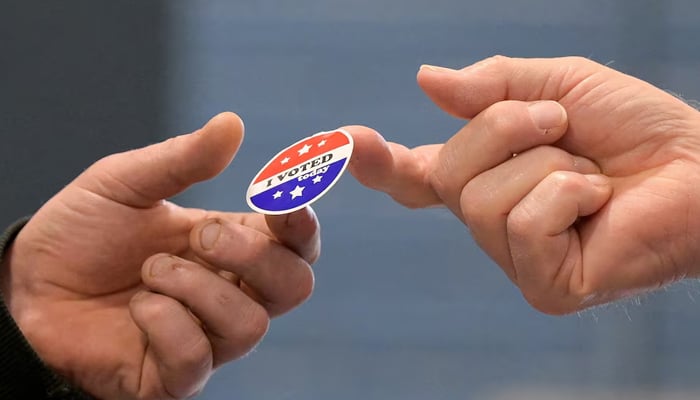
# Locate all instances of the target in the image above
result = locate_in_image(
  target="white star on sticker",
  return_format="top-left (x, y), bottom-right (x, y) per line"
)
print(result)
top-left (290, 185), bottom-right (305, 199)
top-left (298, 144), bottom-right (311, 155)
top-left (273, 190), bottom-right (283, 199)
top-left (312, 175), bottom-right (323, 184)
top-left (317, 139), bottom-right (327, 147)
top-left (280, 157), bottom-right (290, 165)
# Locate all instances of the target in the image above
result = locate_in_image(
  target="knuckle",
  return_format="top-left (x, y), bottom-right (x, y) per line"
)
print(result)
top-left (549, 170), bottom-right (571, 186)
top-left (427, 167), bottom-right (451, 198)
top-left (518, 278), bottom-right (596, 316)
top-left (532, 147), bottom-right (592, 175)
top-left (460, 181), bottom-right (493, 226)
top-left (175, 336), bottom-right (212, 373)
top-left (215, 303), bottom-right (270, 362)
top-left (519, 283), bottom-right (583, 316)
top-left (133, 293), bottom-right (177, 321)
top-left (235, 229), bottom-right (270, 268)
top-left (392, 194), bottom-right (430, 210)
top-left (214, 290), bottom-right (236, 308)
top-left (90, 154), bottom-right (113, 170)
top-left (480, 54), bottom-right (511, 69)
top-left (565, 55), bottom-right (595, 68)
top-left (547, 170), bottom-right (585, 194)
top-left (305, 244), bottom-right (322, 264)
top-left (521, 291), bottom-right (571, 316)
top-left (239, 303), bottom-right (270, 345)
top-left (542, 147), bottom-right (575, 170)
top-left (143, 255), bottom-right (192, 286)
top-left (291, 266), bottom-right (315, 306)
top-left (211, 225), bottom-right (268, 277)
top-left (263, 261), bottom-right (315, 316)
top-left (506, 208), bottom-right (534, 239)
top-left (481, 103), bottom-right (519, 135)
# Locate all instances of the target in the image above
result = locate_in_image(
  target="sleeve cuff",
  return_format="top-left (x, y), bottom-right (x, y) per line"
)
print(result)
top-left (0, 217), bottom-right (94, 400)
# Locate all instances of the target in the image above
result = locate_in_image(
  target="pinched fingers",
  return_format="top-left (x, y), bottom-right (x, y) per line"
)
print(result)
top-left (429, 100), bottom-right (569, 219)
top-left (265, 206), bottom-right (321, 264)
top-left (344, 125), bottom-right (443, 209)
top-left (201, 208), bottom-right (320, 263)
top-left (129, 290), bottom-right (213, 399)
top-left (138, 255), bottom-right (270, 366)
top-left (507, 172), bottom-right (613, 314)
top-left (461, 146), bottom-right (600, 282)
top-left (189, 217), bottom-right (315, 317)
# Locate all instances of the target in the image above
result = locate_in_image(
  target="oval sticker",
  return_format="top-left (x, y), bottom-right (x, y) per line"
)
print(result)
top-left (246, 129), bottom-right (354, 215)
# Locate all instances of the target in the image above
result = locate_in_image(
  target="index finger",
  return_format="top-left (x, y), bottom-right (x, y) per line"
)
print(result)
top-left (343, 125), bottom-right (443, 209)
top-left (265, 206), bottom-right (321, 264)
top-left (189, 210), bottom-right (320, 264)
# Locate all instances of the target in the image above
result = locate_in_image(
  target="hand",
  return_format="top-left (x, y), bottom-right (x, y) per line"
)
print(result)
top-left (0, 113), bottom-right (318, 399)
top-left (347, 56), bottom-right (700, 314)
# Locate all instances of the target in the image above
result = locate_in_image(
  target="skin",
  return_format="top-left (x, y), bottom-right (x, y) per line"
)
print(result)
top-left (346, 55), bottom-right (700, 315)
top-left (3, 55), bottom-right (700, 398)
top-left (0, 112), bottom-right (319, 399)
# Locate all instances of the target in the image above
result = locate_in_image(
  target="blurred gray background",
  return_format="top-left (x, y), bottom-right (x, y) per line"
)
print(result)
top-left (2, 1), bottom-right (700, 399)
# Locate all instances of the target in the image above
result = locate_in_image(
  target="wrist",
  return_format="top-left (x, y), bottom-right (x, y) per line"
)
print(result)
top-left (0, 217), bottom-right (29, 297)
top-left (1, 217), bottom-right (94, 399)
top-left (0, 217), bottom-right (29, 327)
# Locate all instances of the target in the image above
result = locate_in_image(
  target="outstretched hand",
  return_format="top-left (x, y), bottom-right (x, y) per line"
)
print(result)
top-left (347, 56), bottom-right (700, 314)
top-left (1, 113), bottom-right (318, 399)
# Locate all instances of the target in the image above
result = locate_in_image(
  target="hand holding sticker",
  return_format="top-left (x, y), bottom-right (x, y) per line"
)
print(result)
top-left (246, 129), bottom-right (354, 215)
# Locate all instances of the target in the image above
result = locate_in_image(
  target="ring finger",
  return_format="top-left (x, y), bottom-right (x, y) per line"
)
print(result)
top-left (141, 254), bottom-right (271, 366)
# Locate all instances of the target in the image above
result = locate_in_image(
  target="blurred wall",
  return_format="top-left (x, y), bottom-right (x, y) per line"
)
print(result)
top-left (3, 1), bottom-right (700, 399)
top-left (0, 1), bottom-right (166, 227)
top-left (163, 1), bottom-right (700, 399)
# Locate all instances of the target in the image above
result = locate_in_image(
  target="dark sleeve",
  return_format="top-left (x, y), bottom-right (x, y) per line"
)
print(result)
top-left (0, 218), bottom-right (94, 400)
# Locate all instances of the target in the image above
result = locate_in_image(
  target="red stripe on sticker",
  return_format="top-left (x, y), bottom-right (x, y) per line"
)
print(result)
top-left (253, 130), bottom-right (351, 183)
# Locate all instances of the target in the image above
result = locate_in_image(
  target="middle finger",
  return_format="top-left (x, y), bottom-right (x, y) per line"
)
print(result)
top-left (460, 145), bottom-right (600, 282)
top-left (190, 218), bottom-right (314, 317)
top-left (429, 100), bottom-right (569, 219)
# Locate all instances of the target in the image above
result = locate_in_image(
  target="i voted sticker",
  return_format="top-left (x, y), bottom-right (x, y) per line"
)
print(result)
top-left (246, 129), bottom-right (354, 215)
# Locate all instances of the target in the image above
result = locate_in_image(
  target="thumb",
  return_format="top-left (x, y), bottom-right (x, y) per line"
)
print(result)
top-left (77, 112), bottom-right (244, 207)
top-left (416, 56), bottom-right (601, 119)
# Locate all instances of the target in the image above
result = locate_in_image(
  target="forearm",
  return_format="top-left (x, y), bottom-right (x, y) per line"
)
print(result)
top-left (0, 217), bottom-right (93, 400)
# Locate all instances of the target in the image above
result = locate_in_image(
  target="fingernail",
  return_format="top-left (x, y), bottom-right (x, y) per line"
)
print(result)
top-left (528, 101), bottom-right (566, 131)
top-left (584, 174), bottom-right (610, 187)
top-left (200, 221), bottom-right (221, 250)
top-left (419, 64), bottom-right (456, 73)
top-left (150, 256), bottom-right (172, 277)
